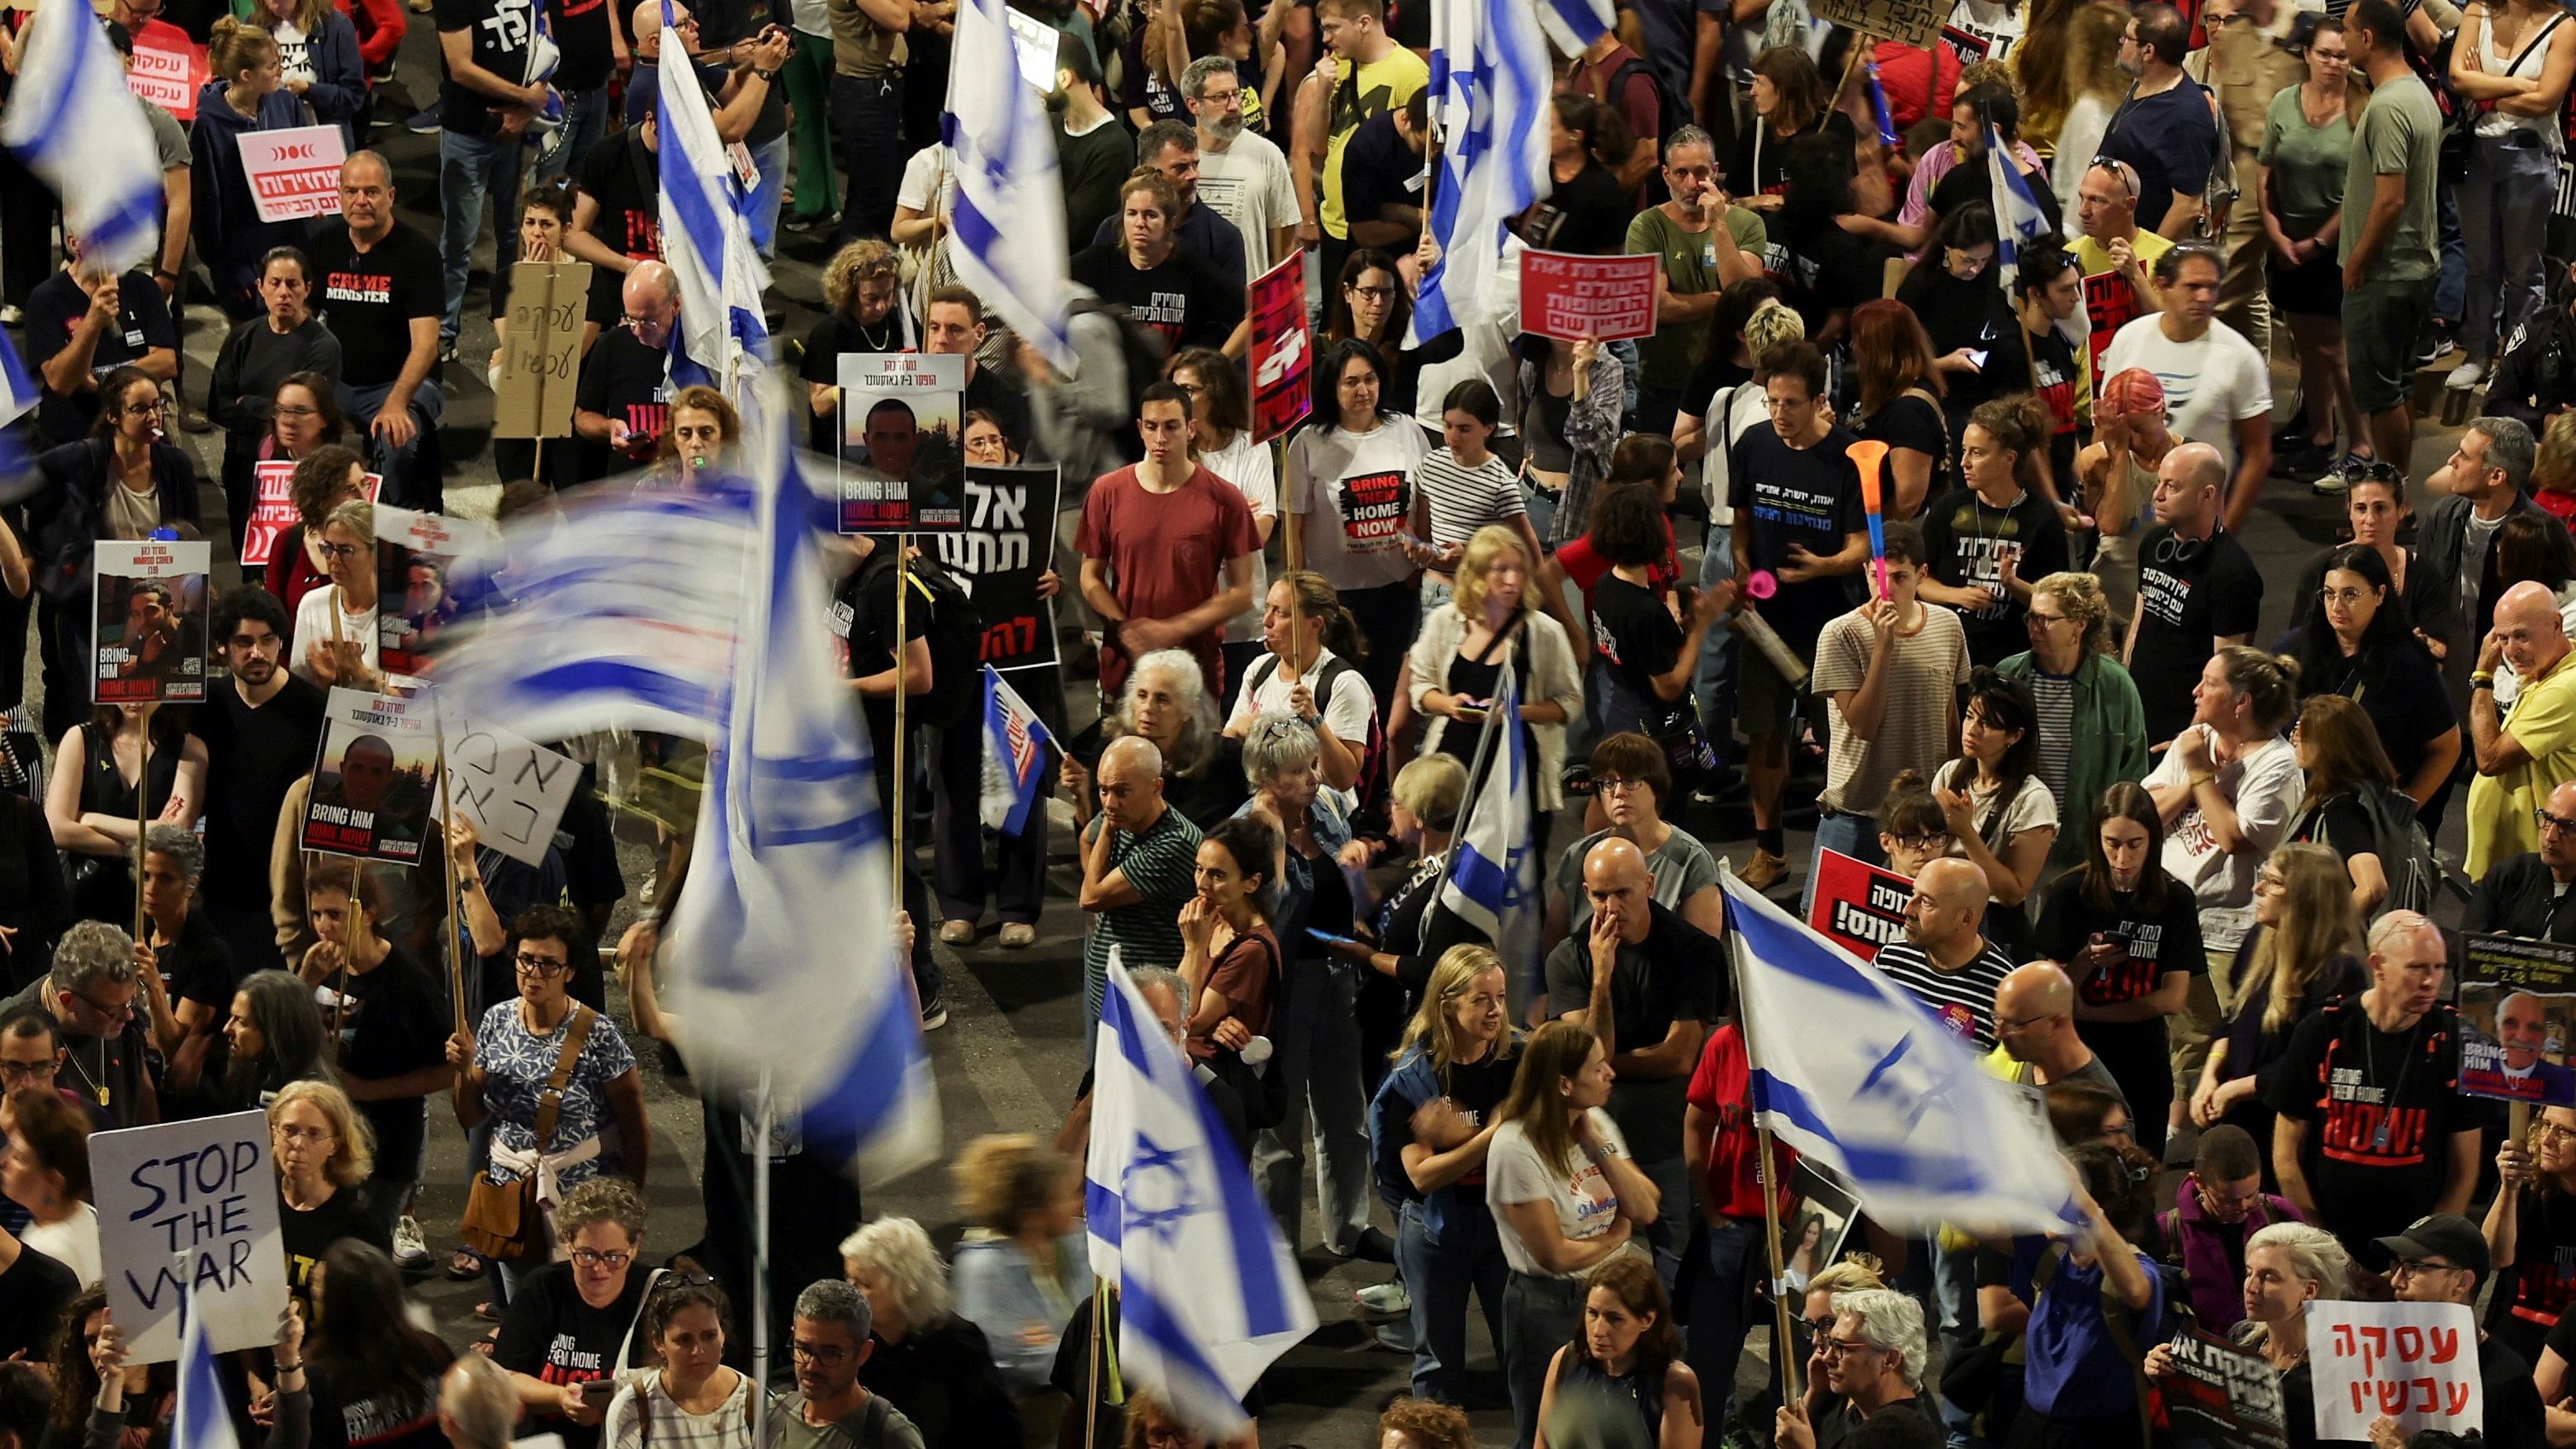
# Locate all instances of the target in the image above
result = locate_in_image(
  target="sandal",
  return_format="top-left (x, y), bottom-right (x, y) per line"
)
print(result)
top-left (475, 1300), bottom-right (503, 1323)
top-left (471, 1327), bottom-right (499, 1356)
top-left (448, 1247), bottom-right (484, 1281)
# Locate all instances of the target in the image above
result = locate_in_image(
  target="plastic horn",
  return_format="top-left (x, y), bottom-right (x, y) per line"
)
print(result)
top-left (1846, 438), bottom-right (1892, 600)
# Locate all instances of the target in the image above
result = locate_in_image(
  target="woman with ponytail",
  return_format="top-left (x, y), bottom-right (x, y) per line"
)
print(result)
top-left (1919, 394), bottom-right (2072, 667)
top-left (1228, 571), bottom-right (1376, 796)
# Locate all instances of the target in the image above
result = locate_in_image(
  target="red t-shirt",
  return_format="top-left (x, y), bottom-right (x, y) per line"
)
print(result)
top-left (1684, 1025), bottom-right (1797, 1220)
top-left (1556, 517), bottom-right (1681, 651)
top-left (2540, 489), bottom-right (2576, 528)
top-left (1076, 462), bottom-right (1263, 698)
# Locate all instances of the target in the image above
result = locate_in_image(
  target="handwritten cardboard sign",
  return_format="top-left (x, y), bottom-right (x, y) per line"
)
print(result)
top-left (92, 540), bottom-right (209, 704)
top-left (2163, 1328), bottom-right (2288, 1449)
top-left (239, 125), bottom-right (348, 223)
top-left (493, 259), bottom-right (594, 440)
top-left (2309, 1300), bottom-right (2483, 1442)
top-left (438, 717), bottom-right (579, 869)
top-left (302, 687), bottom-right (437, 863)
top-left (930, 465), bottom-right (1063, 674)
top-left (92, 1110), bottom-right (288, 1363)
top-left (1807, 0), bottom-right (1945, 50)
top-left (1249, 249), bottom-right (1312, 443)
top-left (242, 463), bottom-right (381, 568)
top-left (836, 353), bottom-right (965, 534)
top-left (1807, 849), bottom-right (1911, 963)
top-left (1520, 249), bottom-right (1661, 343)
top-left (125, 39), bottom-right (202, 121)
top-left (2458, 932), bottom-right (2576, 1106)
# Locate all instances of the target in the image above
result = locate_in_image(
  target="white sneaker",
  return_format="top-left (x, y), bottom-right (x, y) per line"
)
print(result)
top-left (1355, 1281), bottom-right (1411, 1315)
top-left (2446, 358), bottom-right (2488, 389)
top-left (393, 1215), bottom-right (431, 1269)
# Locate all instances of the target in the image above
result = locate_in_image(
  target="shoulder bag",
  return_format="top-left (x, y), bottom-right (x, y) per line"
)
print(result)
top-left (460, 1004), bottom-right (599, 1262)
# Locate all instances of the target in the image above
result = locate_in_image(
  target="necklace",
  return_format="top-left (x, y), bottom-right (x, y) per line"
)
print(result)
top-left (59, 1027), bottom-right (110, 1109)
top-left (2362, 1008), bottom-right (2427, 1150)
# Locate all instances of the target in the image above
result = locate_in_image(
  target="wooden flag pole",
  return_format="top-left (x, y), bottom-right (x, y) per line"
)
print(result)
top-left (890, 533), bottom-right (911, 906)
top-left (133, 706), bottom-right (151, 945)
top-left (1083, 1275), bottom-right (1105, 1449)
top-left (433, 700), bottom-right (469, 1036)
top-left (1725, 874), bottom-right (1802, 1413)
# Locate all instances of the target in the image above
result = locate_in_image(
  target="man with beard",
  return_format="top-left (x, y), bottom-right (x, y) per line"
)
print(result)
top-left (192, 588), bottom-right (325, 971)
top-left (768, 1281), bottom-right (929, 1448)
top-left (112, 584), bottom-right (186, 692)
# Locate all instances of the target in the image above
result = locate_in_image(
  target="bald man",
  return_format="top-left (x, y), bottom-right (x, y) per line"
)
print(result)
top-left (1078, 736), bottom-right (1205, 1035)
top-left (2124, 441), bottom-right (2263, 746)
top-left (2465, 779), bottom-right (2576, 941)
top-left (2474, 991), bottom-right (2576, 1104)
top-left (2469, 580), bottom-right (2576, 877)
top-left (308, 150), bottom-right (445, 509)
top-left (1990, 963), bottom-right (2128, 1115)
top-left (1544, 835), bottom-right (1724, 1283)
top-left (1871, 858), bottom-right (2019, 1054)
top-left (572, 262), bottom-right (684, 476)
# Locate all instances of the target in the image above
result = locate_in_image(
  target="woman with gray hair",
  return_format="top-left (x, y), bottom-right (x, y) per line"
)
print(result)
top-left (2148, 1222), bottom-right (2349, 1449)
top-left (841, 1217), bottom-right (1021, 1447)
top-left (1063, 649), bottom-right (1248, 830)
top-left (135, 822), bottom-right (230, 1068)
top-left (290, 495), bottom-right (381, 688)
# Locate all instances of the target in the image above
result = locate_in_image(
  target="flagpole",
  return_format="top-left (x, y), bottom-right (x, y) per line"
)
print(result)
top-left (1083, 1273), bottom-right (1104, 1449)
top-left (432, 697), bottom-right (469, 1039)
top-left (1723, 873), bottom-right (1802, 1415)
top-left (890, 533), bottom-right (910, 911)
top-left (134, 703), bottom-right (150, 945)
top-left (753, 1067), bottom-right (774, 1445)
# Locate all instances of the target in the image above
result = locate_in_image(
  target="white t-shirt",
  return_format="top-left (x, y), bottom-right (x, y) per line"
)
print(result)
top-left (1931, 759), bottom-right (2061, 855)
top-left (24, 1205), bottom-right (101, 1286)
top-left (1487, 1110), bottom-right (1635, 1279)
top-left (2099, 315), bottom-right (2273, 476)
top-left (1286, 419), bottom-right (1432, 592)
top-left (290, 585), bottom-right (381, 684)
top-left (1195, 131), bottom-right (1300, 277)
top-left (274, 18), bottom-right (315, 88)
top-left (1941, 0), bottom-right (2023, 59)
top-left (2140, 729), bottom-right (2302, 951)
top-left (897, 145), bottom-right (961, 277)
top-left (1229, 644), bottom-right (1377, 746)
top-left (1200, 431), bottom-right (1276, 642)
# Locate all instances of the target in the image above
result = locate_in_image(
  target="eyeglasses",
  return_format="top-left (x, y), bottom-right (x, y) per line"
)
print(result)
top-left (655, 1270), bottom-right (716, 1295)
top-left (1888, 832), bottom-right (1950, 853)
top-left (123, 398), bottom-right (168, 416)
top-left (2539, 1123), bottom-right (2576, 1144)
top-left (571, 1248), bottom-right (634, 1268)
top-left (73, 989), bottom-right (135, 1023)
top-left (2390, 1260), bottom-right (2465, 1281)
top-left (275, 405), bottom-right (321, 419)
top-left (2319, 586), bottom-right (2376, 608)
top-left (2088, 155), bottom-right (2138, 197)
top-left (1818, 1337), bottom-right (1879, 1358)
top-left (1595, 776), bottom-right (1648, 794)
top-left (515, 952), bottom-right (571, 976)
top-left (2026, 611), bottom-right (2072, 628)
top-left (0, 1058), bottom-right (59, 1082)
top-left (789, 1340), bottom-right (851, 1364)
top-left (314, 541), bottom-right (366, 561)
top-left (1347, 283), bottom-right (1395, 301)
top-left (2538, 810), bottom-right (2576, 836)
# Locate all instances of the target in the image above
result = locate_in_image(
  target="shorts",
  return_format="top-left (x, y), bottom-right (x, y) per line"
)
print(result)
top-left (1736, 630), bottom-right (1808, 737)
top-left (2342, 274), bottom-right (2436, 415)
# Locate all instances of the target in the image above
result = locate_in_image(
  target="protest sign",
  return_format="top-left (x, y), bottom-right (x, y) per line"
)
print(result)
top-left (2310, 1300), bottom-right (2482, 1442)
top-left (492, 259), bottom-right (594, 442)
top-left (1249, 250), bottom-right (1313, 442)
top-left (1807, 849), bottom-right (1911, 962)
top-left (931, 464), bottom-right (1064, 673)
top-left (376, 505), bottom-right (502, 677)
top-left (92, 540), bottom-right (208, 705)
top-left (92, 1110), bottom-right (288, 1363)
top-left (1806, 0), bottom-right (1944, 49)
top-left (303, 687), bottom-right (437, 863)
top-left (1521, 250), bottom-right (1661, 343)
top-left (2457, 933), bottom-right (2576, 1106)
top-left (2163, 1328), bottom-right (2289, 1449)
top-left (126, 38), bottom-right (201, 121)
top-left (439, 717), bottom-right (580, 869)
top-left (239, 125), bottom-right (348, 223)
top-left (836, 353), bottom-right (966, 533)
top-left (242, 463), bottom-right (381, 568)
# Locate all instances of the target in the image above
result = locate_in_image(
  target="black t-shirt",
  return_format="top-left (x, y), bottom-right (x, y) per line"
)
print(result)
top-left (2031, 872), bottom-right (2204, 1095)
top-left (1068, 244), bottom-right (1244, 353)
top-left (196, 677), bottom-right (328, 905)
top-left (435, 0), bottom-right (536, 137)
top-left (2308, 642), bottom-right (2457, 790)
top-left (494, 1259), bottom-right (652, 1449)
top-left (334, 945), bottom-right (452, 1179)
top-left (160, 908), bottom-right (239, 1019)
top-left (1589, 571), bottom-right (1683, 703)
top-left (1541, 902), bottom-right (1728, 1160)
top-left (1728, 421), bottom-right (1868, 652)
top-left (2478, 1334), bottom-right (2549, 1449)
top-left (1895, 268), bottom-right (2026, 411)
top-left (800, 310), bottom-right (907, 452)
top-left (1781, 223), bottom-right (1890, 336)
top-left (1340, 111), bottom-right (1421, 242)
top-left (282, 1183), bottom-right (386, 1324)
top-left (549, 0), bottom-right (618, 90)
top-left (2506, 1187), bottom-right (2576, 1336)
top-left (305, 222), bottom-right (443, 390)
top-left (311, 1342), bottom-right (456, 1449)
top-left (2266, 997), bottom-right (2468, 1247)
top-left (2131, 525), bottom-right (2263, 745)
top-left (1920, 485), bottom-right (2070, 666)
top-left (575, 130), bottom-right (662, 325)
top-left (964, 365), bottom-right (1033, 456)
top-left (24, 268), bottom-right (177, 447)
top-left (0, 1238), bottom-right (78, 1361)
top-left (1520, 160), bottom-right (1631, 256)
top-left (1854, 392), bottom-right (1946, 508)
top-left (574, 326), bottom-right (670, 478)
top-left (831, 552), bottom-right (929, 765)
top-left (1731, 111), bottom-right (1858, 200)
top-left (2288, 787), bottom-right (2375, 860)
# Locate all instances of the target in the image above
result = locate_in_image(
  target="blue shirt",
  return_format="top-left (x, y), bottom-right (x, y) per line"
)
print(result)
top-left (2009, 1237), bottom-right (2167, 1419)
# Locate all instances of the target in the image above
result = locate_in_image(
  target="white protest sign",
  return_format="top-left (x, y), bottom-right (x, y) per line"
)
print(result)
top-left (2310, 1300), bottom-right (2483, 1442)
top-left (239, 125), bottom-right (348, 223)
top-left (91, 1110), bottom-right (288, 1363)
top-left (439, 716), bottom-right (580, 868)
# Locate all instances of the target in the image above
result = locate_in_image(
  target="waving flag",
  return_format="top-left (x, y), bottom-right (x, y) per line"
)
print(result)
top-left (981, 665), bottom-right (1054, 836)
top-left (1087, 960), bottom-right (1314, 1436)
top-left (176, 1290), bottom-right (240, 1449)
top-left (1722, 872), bottom-right (2082, 1235)
top-left (0, 0), bottom-right (163, 273)
top-left (658, 0), bottom-right (772, 405)
top-left (1437, 664), bottom-right (1538, 987)
top-left (942, 0), bottom-right (1077, 371)
top-left (1536, 0), bottom-right (1612, 55)
top-left (1409, 0), bottom-right (1549, 347)
top-left (1987, 124), bottom-right (2053, 294)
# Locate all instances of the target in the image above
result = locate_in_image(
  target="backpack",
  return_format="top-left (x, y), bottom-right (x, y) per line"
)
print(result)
top-left (1070, 296), bottom-right (1171, 464)
top-left (2354, 780), bottom-right (2444, 917)
top-left (1244, 652), bottom-right (1389, 821)
top-left (1608, 54), bottom-right (1692, 151)
top-left (861, 549), bottom-right (986, 730)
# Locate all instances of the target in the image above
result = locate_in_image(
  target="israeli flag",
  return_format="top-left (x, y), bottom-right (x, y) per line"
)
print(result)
top-left (1721, 872), bottom-right (2082, 1235)
top-left (1086, 960), bottom-right (1314, 1436)
top-left (980, 665), bottom-right (1053, 837)
top-left (1988, 124), bottom-right (2053, 294)
top-left (1437, 664), bottom-right (1538, 983)
top-left (176, 1290), bottom-right (240, 1449)
top-left (658, 0), bottom-right (772, 404)
top-left (1535, 0), bottom-right (1613, 56)
top-left (941, 0), bottom-right (1077, 372)
top-left (0, 0), bottom-right (163, 273)
top-left (0, 329), bottom-right (39, 477)
top-left (523, 0), bottom-right (565, 134)
top-left (1409, 0), bottom-right (1549, 348)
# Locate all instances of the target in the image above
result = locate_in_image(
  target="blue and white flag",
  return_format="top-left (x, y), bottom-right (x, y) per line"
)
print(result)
top-left (1409, 0), bottom-right (1549, 347)
top-left (658, 0), bottom-right (772, 406)
top-left (1988, 124), bottom-right (2053, 294)
top-left (980, 665), bottom-right (1053, 837)
top-left (1535, 0), bottom-right (1612, 56)
top-left (0, 329), bottom-right (37, 476)
top-left (1721, 872), bottom-right (2082, 1235)
top-left (0, 0), bottom-right (163, 273)
top-left (1086, 960), bottom-right (1314, 1436)
top-left (176, 1290), bottom-right (240, 1449)
top-left (1437, 664), bottom-right (1538, 981)
top-left (941, 0), bottom-right (1076, 372)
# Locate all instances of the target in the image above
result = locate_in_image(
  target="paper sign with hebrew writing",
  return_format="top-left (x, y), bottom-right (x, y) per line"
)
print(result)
top-left (92, 1110), bottom-right (288, 1363)
top-left (2309, 1300), bottom-right (2482, 1442)
top-left (438, 717), bottom-right (580, 869)
top-left (238, 125), bottom-right (348, 222)
top-left (494, 260), bottom-right (594, 440)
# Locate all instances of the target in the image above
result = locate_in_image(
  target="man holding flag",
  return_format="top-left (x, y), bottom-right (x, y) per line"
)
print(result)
top-left (1409, 0), bottom-right (1547, 349)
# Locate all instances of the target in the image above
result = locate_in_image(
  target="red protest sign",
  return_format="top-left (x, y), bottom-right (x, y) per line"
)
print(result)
top-left (1249, 249), bottom-right (1312, 443)
top-left (127, 39), bottom-right (201, 121)
top-left (1521, 249), bottom-right (1661, 343)
top-left (2309, 1301), bottom-right (2482, 1442)
top-left (243, 462), bottom-right (381, 568)
top-left (1807, 849), bottom-right (1911, 963)
top-left (239, 125), bottom-right (348, 224)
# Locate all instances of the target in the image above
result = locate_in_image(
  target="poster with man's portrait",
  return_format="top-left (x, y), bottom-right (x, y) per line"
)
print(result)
top-left (301, 687), bottom-right (436, 864)
top-left (835, 352), bottom-right (965, 534)
top-left (2460, 933), bottom-right (2576, 1106)
top-left (374, 505), bottom-right (501, 679)
top-left (93, 540), bottom-right (209, 704)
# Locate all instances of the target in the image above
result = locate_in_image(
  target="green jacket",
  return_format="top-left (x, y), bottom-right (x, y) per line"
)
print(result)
top-left (1996, 649), bottom-right (2151, 878)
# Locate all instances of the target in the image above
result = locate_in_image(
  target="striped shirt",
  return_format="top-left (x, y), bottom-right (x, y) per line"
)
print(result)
top-left (1417, 447), bottom-right (1527, 552)
top-left (1080, 807), bottom-right (1205, 1010)
top-left (2025, 668), bottom-right (2076, 822)
top-left (1871, 940), bottom-right (2016, 1052)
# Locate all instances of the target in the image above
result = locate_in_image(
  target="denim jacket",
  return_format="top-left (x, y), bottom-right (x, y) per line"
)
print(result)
top-left (949, 1232), bottom-right (1087, 1396)
top-left (1366, 1039), bottom-right (1517, 1246)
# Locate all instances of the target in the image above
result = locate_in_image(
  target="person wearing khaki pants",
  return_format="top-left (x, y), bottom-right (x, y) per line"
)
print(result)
top-left (2194, 0), bottom-right (2304, 360)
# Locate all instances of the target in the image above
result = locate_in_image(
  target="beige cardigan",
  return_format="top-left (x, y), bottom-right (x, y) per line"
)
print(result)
top-left (1406, 606), bottom-right (1587, 812)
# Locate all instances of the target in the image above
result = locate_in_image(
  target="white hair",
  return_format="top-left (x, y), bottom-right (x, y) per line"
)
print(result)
top-left (1831, 1288), bottom-right (1928, 1390)
top-left (837, 1215), bottom-right (953, 1324)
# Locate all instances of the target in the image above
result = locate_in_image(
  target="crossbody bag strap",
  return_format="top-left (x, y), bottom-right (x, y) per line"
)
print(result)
top-left (531, 1005), bottom-right (599, 1155)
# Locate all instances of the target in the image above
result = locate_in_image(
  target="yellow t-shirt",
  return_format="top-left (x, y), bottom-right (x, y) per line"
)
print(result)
top-left (1319, 46), bottom-right (1430, 241)
top-left (2072, 230), bottom-right (2174, 390)
top-left (2469, 652), bottom-right (2576, 878)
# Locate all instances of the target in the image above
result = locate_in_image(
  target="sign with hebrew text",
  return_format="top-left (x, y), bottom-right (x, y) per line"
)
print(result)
top-left (2309, 1300), bottom-right (2482, 1442)
top-left (438, 717), bottom-right (580, 869)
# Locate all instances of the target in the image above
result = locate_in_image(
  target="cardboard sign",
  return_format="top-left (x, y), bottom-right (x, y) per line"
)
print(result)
top-left (1520, 249), bottom-right (1661, 343)
top-left (1807, 849), bottom-right (1911, 963)
top-left (2310, 1300), bottom-right (2483, 1442)
top-left (242, 463), bottom-right (382, 568)
top-left (2163, 1328), bottom-right (2290, 1449)
top-left (239, 125), bottom-right (348, 223)
top-left (1807, 0), bottom-right (1945, 50)
top-left (930, 465), bottom-right (1064, 674)
top-left (376, 505), bottom-right (502, 677)
top-left (126, 40), bottom-right (202, 121)
top-left (439, 717), bottom-right (580, 869)
top-left (92, 1110), bottom-right (289, 1364)
top-left (302, 687), bottom-right (437, 863)
top-left (1248, 249), bottom-right (1313, 443)
top-left (2457, 932), bottom-right (2576, 1106)
top-left (92, 540), bottom-right (209, 704)
top-left (493, 260), bottom-right (594, 441)
top-left (836, 353), bottom-right (965, 534)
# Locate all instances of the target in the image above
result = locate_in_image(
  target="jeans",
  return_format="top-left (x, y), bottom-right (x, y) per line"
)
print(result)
top-left (2436, 178), bottom-right (2466, 327)
top-left (1395, 1200), bottom-right (1508, 1405)
top-left (529, 86), bottom-right (609, 183)
top-left (1802, 812), bottom-right (1885, 918)
top-left (1637, 1153), bottom-right (1693, 1290)
top-left (831, 70), bottom-right (907, 243)
top-left (339, 379), bottom-right (447, 510)
top-left (784, 29), bottom-right (840, 221)
top-left (438, 126), bottom-right (526, 343)
top-left (1503, 1271), bottom-right (1589, 1449)
top-left (1685, 1217), bottom-right (1764, 1433)
top-left (1693, 521), bottom-right (1736, 769)
top-left (1252, 955), bottom-right (1374, 1256)
top-left (2460, 134), bottom-right (2559, 362)
top-left (931, 716), bottom-right (1047, 925)
top-left (746, 132), bottom-right (791, 257)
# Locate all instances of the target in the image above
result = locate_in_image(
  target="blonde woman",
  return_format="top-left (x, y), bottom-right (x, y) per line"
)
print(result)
top-left (2187, 843), bottom-right (2363, 1154)
top-left (1408, 525), bottom-right (1585, 844)
top-left (270, 1079), bottom-right (382, 1319)
top-left (239, 0), bottom-right (367, 147)
top-left (949, 1135), bottom-right (1087, 1400)
top-left (1998, 571), bottom-right (2150, 878)
top-left (2148, 1223), bottom-right (2350, 1441)
top-left (2048, 0), bottom-right (2148, 205)
top-left (840, 1216), bottom-right (1023, 1445)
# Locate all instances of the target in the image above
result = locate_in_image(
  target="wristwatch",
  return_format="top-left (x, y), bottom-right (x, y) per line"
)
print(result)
top-left (755, 66), bottom-right (779, 81)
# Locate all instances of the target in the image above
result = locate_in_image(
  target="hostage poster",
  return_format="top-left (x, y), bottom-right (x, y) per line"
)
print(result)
top-left (2459, 932), bottom-right (2576, 1106)
top-left (92, 540), bottom-right (209, 704)
top-left (836, 353), bottom-right (966, 534)
top-left (375, 505), bottom-right (502, 678)
top-left (930, 465), bottom-right (1063, 674)
top-left (301, 687), bottom-right (437, 864)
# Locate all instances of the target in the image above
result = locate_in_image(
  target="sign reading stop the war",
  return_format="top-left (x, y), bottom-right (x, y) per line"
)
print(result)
top-left (239, 125), bottom-right (348, 223)
top-left (1521, 249), bottom-right (1661, 343)
top-left (92, 1110), bottom-right (288, 1364)
top-left (2309, 1300), bottom-right (2483, 1442)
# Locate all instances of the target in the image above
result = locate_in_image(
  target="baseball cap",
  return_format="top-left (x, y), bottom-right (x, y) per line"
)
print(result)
top-left (2368, 1214), bottom-right (2491, 1283)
